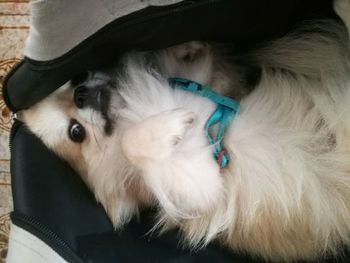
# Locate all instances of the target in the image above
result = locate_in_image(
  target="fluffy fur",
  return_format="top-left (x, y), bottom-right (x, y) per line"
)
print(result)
top-left (20, 0), bottom-right (350, 261)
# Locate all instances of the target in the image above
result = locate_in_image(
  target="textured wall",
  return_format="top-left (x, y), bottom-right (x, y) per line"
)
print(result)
top-left (0, 0), bottom-right (29, 261)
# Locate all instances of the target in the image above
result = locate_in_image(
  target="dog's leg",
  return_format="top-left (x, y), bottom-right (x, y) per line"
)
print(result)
top-left (335, 0), bottom-right (350, 35)
top-left (121, 108), bottom-right (195, 162)
top-left (121, 108), bottom-right (222, 218)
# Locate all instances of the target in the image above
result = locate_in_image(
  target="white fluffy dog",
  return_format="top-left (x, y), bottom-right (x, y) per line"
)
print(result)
top-left (20, 0), bottom-right (350, 261)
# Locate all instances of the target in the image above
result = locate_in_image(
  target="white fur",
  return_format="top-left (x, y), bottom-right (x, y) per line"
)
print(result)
top-left (117, 62), bottom-right (223, 218)
top-left (21, 0), bottom-right (350, 261)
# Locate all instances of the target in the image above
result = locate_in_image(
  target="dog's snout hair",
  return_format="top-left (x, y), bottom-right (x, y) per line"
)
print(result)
top-left (73, 85), bottom-right (99, 109)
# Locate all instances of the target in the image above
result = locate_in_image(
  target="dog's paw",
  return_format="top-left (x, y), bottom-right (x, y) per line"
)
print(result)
top-left (159, 108), bottom-right (196, 146)
top-left (121, 108), bottom-right (196, 163)
top-left (140, 108), bottom-right (196, 155)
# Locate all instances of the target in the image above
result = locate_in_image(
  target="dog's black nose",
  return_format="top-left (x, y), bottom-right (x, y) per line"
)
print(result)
top-left (74, 86), bottom-right (88, 109)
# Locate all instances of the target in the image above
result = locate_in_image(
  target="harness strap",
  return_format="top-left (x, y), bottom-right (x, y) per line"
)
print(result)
top-left (168, 77), bottom-right (240, 169)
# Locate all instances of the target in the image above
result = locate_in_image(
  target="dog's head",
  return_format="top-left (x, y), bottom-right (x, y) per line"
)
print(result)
top-left (20, 71), bottom-right (122, 178)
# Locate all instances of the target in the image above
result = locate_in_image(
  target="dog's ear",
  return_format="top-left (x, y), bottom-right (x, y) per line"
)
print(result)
top-left (171, 41), bottom-right (210, 63)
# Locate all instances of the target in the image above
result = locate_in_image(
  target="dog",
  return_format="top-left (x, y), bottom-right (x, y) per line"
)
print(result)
top-left (20, 0), bottom-right (350, 261)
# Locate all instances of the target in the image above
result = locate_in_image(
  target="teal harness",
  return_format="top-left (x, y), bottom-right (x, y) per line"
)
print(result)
top-left (168, 78), bottom-right (240, 169)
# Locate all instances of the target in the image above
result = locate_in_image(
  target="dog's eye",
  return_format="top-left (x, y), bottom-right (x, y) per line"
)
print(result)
top-left (68, 119), bottom-right (85, 143)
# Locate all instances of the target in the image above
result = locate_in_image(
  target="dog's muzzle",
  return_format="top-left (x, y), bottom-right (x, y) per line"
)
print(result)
top-left (74, 85), bottom-right (101, 109)
top-left (72, 75), bottom-right (114, 135)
